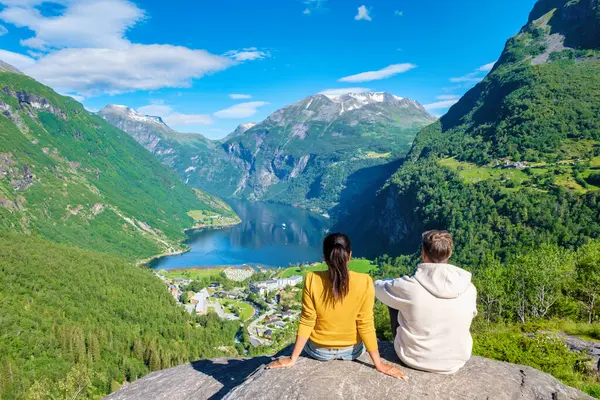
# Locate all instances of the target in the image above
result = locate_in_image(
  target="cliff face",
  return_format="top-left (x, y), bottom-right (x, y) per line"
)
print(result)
top-left (105, 342), bottom-right (592, 400)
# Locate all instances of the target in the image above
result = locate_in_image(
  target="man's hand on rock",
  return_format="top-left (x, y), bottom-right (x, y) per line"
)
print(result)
top-left (266, 357), bottom-right (296, 369)
top-left (376, 364), bottom-right (407, 380)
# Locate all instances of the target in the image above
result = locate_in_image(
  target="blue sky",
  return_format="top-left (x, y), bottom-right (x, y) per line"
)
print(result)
top-left (0, 0), bottom-right (536, 139)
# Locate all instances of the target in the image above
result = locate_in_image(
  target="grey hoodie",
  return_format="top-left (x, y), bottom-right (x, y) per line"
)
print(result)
top-left (375, 263), bottom-right (477, 374)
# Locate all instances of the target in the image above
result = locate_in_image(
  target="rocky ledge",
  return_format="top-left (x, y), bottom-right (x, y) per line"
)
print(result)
top-left (106, 342), bottom-right (592, 400)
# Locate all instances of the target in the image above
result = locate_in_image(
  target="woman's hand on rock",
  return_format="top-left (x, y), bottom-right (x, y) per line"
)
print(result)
top-left (266, 357), bottom-right (296, 369)
top-left (376, 363), bottom-right (407, 380)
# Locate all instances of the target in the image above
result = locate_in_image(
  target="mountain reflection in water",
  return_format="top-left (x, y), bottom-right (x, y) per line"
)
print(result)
top-left (150, 200), bottom-right (330, 269)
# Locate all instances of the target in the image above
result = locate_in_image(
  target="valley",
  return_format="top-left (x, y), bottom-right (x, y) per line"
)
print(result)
top-left (1, 0), bottom-right (600, 398)
top-left (149, 199), bottom-right (330, 269)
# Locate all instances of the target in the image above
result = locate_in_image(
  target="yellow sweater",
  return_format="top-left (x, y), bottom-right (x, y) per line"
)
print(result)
top-left (297, 270), bottom-right (378, 352)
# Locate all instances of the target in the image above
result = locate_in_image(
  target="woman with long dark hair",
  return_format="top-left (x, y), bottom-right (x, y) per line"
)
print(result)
top-left (267, 233), bottom-right (405, 379)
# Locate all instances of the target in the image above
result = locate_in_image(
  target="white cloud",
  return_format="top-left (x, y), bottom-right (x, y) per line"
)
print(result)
top-left (27, 50), bottom-right (43, 58)
top-left (0, 1), bottom-right (263, 97)
top-left (137, 104), bottom-right (173, 116)
top-left (304, 0), bottom-right (326, 14)
top-left (137, 103), bottom-right (213, 126)
top-left (214, 101), bottom-right (269, 119)
top-left (424, 99), bottom-right (459, 110)
top-left (450, 72), bottom-right (483, 83)
top-left (319, 87), bottom-right (371, 97)
top-left (225, 48), bottom-right (269, 62)
top-left (0, 24), bottom-right (7, 36)
top-left (24, 45), bottom-right (234, 96)
top-left (61, 93), bottom-right (85, 103)
top-left (0, 49), bottom-right (36, 70)
top-left (450, 61), bottom-right (496, 84)
top-left (394, 10), bottom-right (403, 16)
top-left (229, 93), bottom-right (252, 100)
top-left (0, 0), bottom-right (143, 50)
top-left (339, 63), bottom-right (416, 83)
top-left (164, 112), bottom-right (213, 126)
top-left (355, 5), bottom-right (372, 21)
top-left (478, 61), bottom-right (497, 72)
top-left (435, 94), bottom-right (460, 100)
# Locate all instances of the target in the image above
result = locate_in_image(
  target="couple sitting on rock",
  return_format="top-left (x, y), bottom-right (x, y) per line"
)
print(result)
top-left (267, 230), bottom-right (478, 380)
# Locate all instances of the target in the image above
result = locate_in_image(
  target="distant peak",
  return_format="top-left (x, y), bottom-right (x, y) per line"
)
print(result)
top-left (100, 104), bottom-right (169, 128)
top-left (238, 122), bottom-right (257, 131)
top-left (323, 91), bottom-right (404, 103)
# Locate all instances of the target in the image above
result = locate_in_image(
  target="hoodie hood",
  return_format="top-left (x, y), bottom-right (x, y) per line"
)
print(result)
top-left (414, 263), bottom-right (472, 299)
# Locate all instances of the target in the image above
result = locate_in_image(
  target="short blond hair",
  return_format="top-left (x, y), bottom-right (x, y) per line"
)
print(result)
top-left (422, 230), bottom-right (454, 263)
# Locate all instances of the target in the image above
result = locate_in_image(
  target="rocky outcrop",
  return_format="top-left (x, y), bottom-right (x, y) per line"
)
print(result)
top-left (16, 91), bottom-right (67, 119)
top-left (105, 342), bottom-right (592, 400)
top-left (558, 333), bottom-right (600, 371)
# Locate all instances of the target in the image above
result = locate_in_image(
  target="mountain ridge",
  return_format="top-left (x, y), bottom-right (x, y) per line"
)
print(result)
top-left (101, 91), bottom-right (435, 212)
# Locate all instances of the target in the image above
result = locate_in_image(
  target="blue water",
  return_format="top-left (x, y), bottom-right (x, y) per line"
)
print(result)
top-left (150, 200), bottom-right (331, 269)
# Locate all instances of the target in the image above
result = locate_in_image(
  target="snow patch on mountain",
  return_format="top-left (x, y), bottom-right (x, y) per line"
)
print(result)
top-left (101, 104), bottom-right (168, 127)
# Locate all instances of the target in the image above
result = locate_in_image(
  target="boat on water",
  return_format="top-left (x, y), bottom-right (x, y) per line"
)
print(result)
top-left (281, 223), bottom-right (287, 229)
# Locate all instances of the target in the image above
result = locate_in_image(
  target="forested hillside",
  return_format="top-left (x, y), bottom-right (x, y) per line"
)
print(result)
top-left (0, 232), bottom-right (240, 399)
top-left (338, 0), bottom-right (600, 262)
top-left (0, 71), bottom-right (238, 260)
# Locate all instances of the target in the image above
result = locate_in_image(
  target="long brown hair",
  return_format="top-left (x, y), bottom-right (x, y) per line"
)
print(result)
top-left (323, 233), bottom-right (351, 301)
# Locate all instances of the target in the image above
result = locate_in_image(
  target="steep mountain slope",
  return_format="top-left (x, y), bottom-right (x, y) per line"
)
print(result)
top-left (0, 71), bottom-right (238, 260)
top-left (102, 92), bottom-right (435, 212)
top-left (412, 0), bottom-right (600, 163)
top-left (337, 0), bottom-right (600, 262)
top-left (222, 92), bottom-right (435, 212)
top-left (98, 105), bottom-right (248, 192)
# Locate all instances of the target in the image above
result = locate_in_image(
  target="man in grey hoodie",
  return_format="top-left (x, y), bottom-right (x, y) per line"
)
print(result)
top-left (374, 230), bottom-right (477, 374)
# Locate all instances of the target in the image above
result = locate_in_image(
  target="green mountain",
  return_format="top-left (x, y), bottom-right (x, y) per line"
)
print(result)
top-left (0, 71), bottom-right (237, 261)
top-left (97, 105), bottom-right (248, 192)
top-left (0, 231), bottom-right (240, 399)
top-left (337, 0), bottom-right (600, 263)
top-left (0, 70), bottom-right (243, 399)
top-left (412, 0), bottom-right (600, 164)
top-left (100, 92), bottom-right (435, 213)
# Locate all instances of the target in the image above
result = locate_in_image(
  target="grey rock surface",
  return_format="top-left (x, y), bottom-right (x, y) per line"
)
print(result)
top-left (558, 333), bottom-right (600, 371)
top-left (106, 342), bottom-right (592, 400)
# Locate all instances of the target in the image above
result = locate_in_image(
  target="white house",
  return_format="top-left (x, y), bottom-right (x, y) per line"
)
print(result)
top-left (250, 276), bottom-right (303, 296)
top-left (191, 288), bottom-right (210, 315)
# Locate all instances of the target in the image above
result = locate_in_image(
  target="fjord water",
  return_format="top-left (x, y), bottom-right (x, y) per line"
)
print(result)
top-left (150, 200), bottom-right (331, 269)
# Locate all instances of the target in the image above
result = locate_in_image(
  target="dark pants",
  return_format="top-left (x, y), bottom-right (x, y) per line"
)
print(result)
top-left (388, 306), bottom-right (399, 340)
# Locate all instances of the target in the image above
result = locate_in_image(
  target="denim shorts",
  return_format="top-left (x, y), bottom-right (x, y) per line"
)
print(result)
top-left (304, 340), bottom-right (365, 361)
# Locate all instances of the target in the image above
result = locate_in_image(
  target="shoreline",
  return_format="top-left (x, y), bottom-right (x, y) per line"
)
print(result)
top-left (187, 218), bottom-right (241, 232)
top-left (137, 218), bottom-right (242, 267)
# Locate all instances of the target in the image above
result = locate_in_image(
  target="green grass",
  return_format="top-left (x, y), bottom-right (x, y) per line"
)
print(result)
top-left (187, 209), bottom-right (239, 227)
top-left (221, 299), bottom-right (254, 321)
top-left (438, 157), bottom-right (532, 184)
top-left (439, 157), bottom-right (600, 194)
top-left (531, 319), bottom-right (600, 342)
top-left (158, 268), bottom-right (225, 281)
top-left (278, 259), bottom-right (375, 278)
top-left (472, 320), bottom-right (600, 398)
